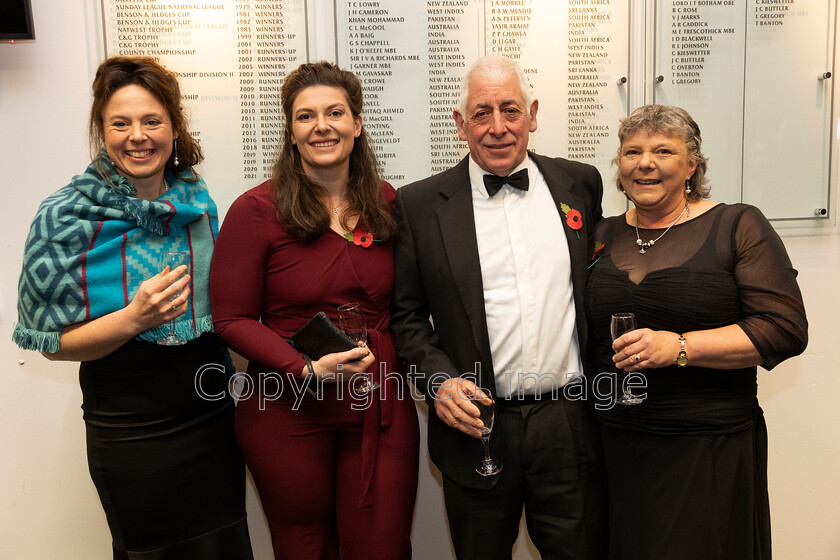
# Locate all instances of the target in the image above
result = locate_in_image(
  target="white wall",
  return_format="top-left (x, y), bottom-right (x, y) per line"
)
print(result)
top-left (1, 1), bottom-right (838, 558)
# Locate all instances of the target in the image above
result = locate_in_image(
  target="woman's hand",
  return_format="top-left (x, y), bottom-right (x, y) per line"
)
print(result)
top-left (612, 328), bottom-right (680, 372)
top-left (125, 265), bottom-right (191, 332)
top-left (303, 344), bottom-right (375, 383)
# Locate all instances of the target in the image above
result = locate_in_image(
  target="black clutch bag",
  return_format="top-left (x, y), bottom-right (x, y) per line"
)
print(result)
top-left (287, 312), bottom-right (357, 359)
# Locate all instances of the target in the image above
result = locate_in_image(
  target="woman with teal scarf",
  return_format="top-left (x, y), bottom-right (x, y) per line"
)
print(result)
top-left (13, 56), bottom-right (253, 559)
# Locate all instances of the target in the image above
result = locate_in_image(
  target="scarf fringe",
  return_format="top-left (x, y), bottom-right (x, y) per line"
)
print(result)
top-left (123, 198), bottom-right (166, 236)
top-left (12, 317), bottom-right (215, 353)
top-left (12, 317), bottom-right (220, 360)
top-left (136, 314), bottom-right (215, 344)
top-left (12, 324), bottom-right (61, 353)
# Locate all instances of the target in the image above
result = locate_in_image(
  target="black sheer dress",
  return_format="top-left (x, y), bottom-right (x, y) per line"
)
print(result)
top-left (585, 203), bottom-right (807, 560)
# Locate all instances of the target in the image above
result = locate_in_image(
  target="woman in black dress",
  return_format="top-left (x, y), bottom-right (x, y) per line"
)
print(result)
top-left (13, 56), bottom-right (253, 559)
top-left (585, 104), bottom-right (807, 559)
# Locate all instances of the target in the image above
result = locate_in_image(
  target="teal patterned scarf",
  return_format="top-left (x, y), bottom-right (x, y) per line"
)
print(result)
top-left (14, 153), bottom-right (218, 352)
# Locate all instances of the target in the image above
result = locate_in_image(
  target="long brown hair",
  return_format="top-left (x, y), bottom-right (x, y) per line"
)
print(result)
top-left (89, 56), bottom-right (202, 181)
top-left (271, 61), bottom-right (396, 242)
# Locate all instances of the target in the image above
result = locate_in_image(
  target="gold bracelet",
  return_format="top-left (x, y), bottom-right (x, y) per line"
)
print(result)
top-left (675, 334), bottom-right (688, 367)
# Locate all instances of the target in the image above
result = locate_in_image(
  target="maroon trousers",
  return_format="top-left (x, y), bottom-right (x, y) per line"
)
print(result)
top-left (235, 379), bottom-right (419, 560)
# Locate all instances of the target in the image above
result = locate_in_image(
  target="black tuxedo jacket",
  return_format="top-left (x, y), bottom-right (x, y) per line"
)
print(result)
top-left (391, 152), bottom-right (604, 489)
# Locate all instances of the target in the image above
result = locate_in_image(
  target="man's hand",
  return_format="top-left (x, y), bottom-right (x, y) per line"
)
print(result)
top-left (434, 378), bottom-right (493, 438)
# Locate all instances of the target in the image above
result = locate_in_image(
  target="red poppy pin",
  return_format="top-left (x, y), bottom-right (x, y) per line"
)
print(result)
top-left (343, 228), bottom-right (381, 248)
top-left (560, 203), bottom-right (583, 238)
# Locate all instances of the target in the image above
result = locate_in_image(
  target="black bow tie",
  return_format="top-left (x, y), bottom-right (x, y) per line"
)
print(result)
top-left (483, 168), bottom-right (529, 197)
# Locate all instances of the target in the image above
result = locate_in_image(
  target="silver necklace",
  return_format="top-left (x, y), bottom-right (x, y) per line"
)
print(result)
top-left (331, 196), bottom-right (347, 214)
top-left (635, 201), bottom-right (689, 254)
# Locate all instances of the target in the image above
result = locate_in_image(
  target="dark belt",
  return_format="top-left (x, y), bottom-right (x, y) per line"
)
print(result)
top-left (496, 392), bottom-right (557, 407)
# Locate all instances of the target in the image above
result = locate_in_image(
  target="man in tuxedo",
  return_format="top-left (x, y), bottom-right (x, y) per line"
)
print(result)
top-left (391, 55), bottom-right (607, 559)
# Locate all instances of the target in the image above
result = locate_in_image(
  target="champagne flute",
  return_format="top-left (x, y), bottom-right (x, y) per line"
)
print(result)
top-left (156, 251), bottom-right (188, 346)
top-left (611, 312), bottom-right (642, 405)
top-left (338, 303), bottom-right (379, 393)
top-left (475, 389), bottom-right (503, 476)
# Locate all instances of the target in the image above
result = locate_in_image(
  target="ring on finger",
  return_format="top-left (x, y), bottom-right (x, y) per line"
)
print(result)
top-left (170, 301), bottom-right (177, 311)
top-left (634, 352), bottom-right (641, 362)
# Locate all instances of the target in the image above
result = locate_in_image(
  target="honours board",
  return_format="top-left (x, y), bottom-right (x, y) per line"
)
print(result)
top-left (102, 0), bottom-right (311, 212)
top-left (333, 0), bottom-right (630, 202)
top-left (100, 0), bottom-right (835, 221)
top-left (654, 0), bottom-right (835, 219)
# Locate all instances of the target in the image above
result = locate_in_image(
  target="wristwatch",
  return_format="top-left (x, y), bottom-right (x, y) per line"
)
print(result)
top-left (675, 334), bottom-right (688, 367)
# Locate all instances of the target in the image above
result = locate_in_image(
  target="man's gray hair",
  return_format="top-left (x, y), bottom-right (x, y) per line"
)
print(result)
top-left (458, 55), bottom-right (534, 117)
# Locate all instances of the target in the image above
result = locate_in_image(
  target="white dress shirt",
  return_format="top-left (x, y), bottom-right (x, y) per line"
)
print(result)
top-left (470, 155), bottom-right (582, 398)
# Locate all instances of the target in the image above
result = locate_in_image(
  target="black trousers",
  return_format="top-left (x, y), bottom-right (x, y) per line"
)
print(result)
top-left (442, 397), bottom-right (607, 560)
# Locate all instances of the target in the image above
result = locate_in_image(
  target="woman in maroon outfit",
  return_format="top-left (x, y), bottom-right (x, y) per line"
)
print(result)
top-left (210, 62), bottom-right (419, 559)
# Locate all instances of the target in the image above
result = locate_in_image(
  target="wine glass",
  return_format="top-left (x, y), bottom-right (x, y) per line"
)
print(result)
top-left (475, 389), bottom-right (503, 476)
top-left (338, 303), bottom-right (379, 393)
top-left (156, 251), bottom-right (188, 346)
top-left (610, 312), bottom-right (642, 405)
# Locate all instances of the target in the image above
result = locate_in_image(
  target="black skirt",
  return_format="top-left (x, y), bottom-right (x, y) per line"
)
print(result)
top-left (79, 334), bottom-right (253, 560)
top-left (599, 409), bottom-right (770, 560)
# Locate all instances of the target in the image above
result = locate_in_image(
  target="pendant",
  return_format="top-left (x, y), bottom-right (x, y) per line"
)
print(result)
top-left (639, 247), bottom-right (646, 254)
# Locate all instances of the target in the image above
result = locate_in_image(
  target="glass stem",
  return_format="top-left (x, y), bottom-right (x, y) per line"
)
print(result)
top-left (622, 371), bottom-right (633, 397)
top-left (481, 436), bottom-right (492, 461)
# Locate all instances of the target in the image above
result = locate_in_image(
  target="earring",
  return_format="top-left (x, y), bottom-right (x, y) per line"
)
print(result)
top-left (685, 181), bottom-right (692, 216)
top-left (173, 138), bottom-right (179, 166)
